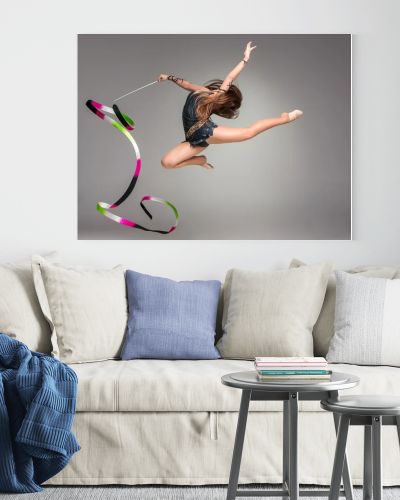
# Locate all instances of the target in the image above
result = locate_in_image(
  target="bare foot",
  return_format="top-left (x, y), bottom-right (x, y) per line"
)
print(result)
top-left (200, 156), bottom-right (214, 170)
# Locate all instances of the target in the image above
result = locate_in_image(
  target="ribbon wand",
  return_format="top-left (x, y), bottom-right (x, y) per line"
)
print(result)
top-left (113, 80), bottom-right (159, 102)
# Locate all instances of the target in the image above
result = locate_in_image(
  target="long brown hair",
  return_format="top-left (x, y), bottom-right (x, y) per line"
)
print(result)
top-left (195, 79), bottom-right (242, 122)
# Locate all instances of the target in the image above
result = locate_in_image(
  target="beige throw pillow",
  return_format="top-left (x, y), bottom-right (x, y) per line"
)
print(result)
top-left (217, 262), bottom-right (333, 359)
top-left (32, 255), bottom-right (128, 363)
top-left (290, 259), bottom-right (399, 357)
top-left (0, 259), bottom-right (53, 353)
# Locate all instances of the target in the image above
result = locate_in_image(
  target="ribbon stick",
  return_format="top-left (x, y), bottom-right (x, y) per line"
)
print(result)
top-left (85, 100), bottom-right (179, 234)
top-left (113, 80), bottom-right (159, 102)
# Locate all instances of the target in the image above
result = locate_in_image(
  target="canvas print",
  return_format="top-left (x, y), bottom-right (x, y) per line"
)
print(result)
top-left (78, 34), bottom-right (351, 240)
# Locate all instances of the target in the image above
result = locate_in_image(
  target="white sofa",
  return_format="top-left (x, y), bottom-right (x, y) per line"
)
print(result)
top-left (2, 257), bottom-right (399, 487)
top-left (46, 359), bottom-right (400, 486)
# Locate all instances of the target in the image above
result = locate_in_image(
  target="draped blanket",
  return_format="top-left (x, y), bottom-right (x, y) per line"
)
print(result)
top-left (0, 334), bottom-right (80, 493)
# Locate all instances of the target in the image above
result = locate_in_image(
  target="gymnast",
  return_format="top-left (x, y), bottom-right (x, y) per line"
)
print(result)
top-left (158, 41), bottom-right (303, 170)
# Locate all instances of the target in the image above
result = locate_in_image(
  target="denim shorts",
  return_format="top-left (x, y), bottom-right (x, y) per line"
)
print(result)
top-left (183, 120), bottom-right (218, 148)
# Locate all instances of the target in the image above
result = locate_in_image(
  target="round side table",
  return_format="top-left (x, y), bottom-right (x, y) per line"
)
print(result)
top-left (221, 370), bottom-right (360, 500)
top-left (321, 395), bottom-right (400, 500)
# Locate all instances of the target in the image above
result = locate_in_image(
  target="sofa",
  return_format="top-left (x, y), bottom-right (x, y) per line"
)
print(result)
top-left (1, 255), bottom-right (400, 487)
top-left (45, 359), bottom-right (400, 486)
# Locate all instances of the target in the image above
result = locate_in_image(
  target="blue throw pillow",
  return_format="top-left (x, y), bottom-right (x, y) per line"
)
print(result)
top-left (121, 270), bottom-right (221, 360)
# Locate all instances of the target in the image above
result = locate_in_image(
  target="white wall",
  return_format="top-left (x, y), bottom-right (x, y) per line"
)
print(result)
top-left (1, 0), bottom-right (399, 280)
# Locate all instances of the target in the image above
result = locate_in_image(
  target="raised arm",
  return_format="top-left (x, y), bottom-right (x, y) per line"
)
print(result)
top-left (220, 41), bottom-right (256, 91)
top-left (158, 74), bottom-right (208, 92)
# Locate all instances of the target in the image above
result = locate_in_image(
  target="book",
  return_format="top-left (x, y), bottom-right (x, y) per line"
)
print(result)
top-left (256, 370), bottom-right (331, 376)
top-left (257, 373), bottom-right (331, 381)
top-left (255, 357), bottom-right (327, 366)
top-left (256, 366), bottom-right (329, 372)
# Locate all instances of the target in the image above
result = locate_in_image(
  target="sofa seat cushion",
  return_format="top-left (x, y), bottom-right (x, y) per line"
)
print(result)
top-left (72, 359), bottom-right (400, 413)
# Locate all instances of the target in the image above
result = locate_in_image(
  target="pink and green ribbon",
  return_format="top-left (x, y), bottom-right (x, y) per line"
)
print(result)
top-left (85, 100), bottom-right (179, 234)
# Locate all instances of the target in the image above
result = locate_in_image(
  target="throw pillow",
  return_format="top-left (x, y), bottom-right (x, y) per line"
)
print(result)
top-left (327, 271), bottom-right (400, 366)
top-left (217, 262), bottom-right (333, 359)
top-left (290, 259), bottom-right (399, 357)
top-left (121, 270), bottom-right (221, 360)
top-left (32, 255), bottom-right (128, 363)
top-left (0, 252), bottom-right (61, 353)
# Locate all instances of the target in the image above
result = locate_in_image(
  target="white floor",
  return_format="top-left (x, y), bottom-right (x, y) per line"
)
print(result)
top-left (2, 486), bottom-right (400, 499)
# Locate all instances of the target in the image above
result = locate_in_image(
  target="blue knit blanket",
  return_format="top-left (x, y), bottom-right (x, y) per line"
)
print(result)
top-left (0, 334), bottom-right (80, 493)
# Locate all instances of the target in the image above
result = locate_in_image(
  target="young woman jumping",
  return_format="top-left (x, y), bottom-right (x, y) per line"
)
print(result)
top-left (158, 41), bottom-right (303, 170)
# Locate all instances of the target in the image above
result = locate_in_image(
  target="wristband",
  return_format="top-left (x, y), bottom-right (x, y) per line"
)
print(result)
top-left (167, 75), bottom-right (183, 84)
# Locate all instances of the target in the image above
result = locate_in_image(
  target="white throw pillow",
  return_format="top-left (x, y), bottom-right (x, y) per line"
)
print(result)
top-left (0, 252), bottom-right (61, 353)
top-left (290, 259), bottom-right (399, 357)
top-left (32, 255), bottom-right (128, 363)
top-left (327, 271), bottom-right (400, 366)
top-left (217, 262), bottom-right (333, 359)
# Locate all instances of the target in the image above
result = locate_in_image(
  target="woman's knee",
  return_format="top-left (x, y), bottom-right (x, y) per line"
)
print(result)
top-left (161, 155), bottom-right (175, 169)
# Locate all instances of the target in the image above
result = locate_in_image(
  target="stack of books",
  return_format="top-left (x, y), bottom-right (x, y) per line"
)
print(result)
top-left (254, 357), bottom-right (331, 381)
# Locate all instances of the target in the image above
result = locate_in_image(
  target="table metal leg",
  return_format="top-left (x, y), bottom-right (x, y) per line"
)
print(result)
top-left (282, 400), bottom-right (290, 493)
top-left (226, 389), bottom-right (251, 500)
top-left (396, 416), bottom-right (400, 449)
top-left (372, 416), bottom-right (382, 500)
top-left (329, 415), bottom-right (350, 500)
top-left (333, 413), bottom-right (354, 500)
top-left (363, 425), bottom-right (373, 500)
top-left (289, 392), bottom-right (299, 500)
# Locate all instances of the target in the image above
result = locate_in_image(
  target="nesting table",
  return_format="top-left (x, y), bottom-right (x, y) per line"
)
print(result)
top-left (221, 371), bottom-right (360, 500)
top-left (321, 395), bottom-right (400, 500)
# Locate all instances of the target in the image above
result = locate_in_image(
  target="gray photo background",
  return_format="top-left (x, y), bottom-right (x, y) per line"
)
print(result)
top-left (78, 34), bottom-right (351, 240)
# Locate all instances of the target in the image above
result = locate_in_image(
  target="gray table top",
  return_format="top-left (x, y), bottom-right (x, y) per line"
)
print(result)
top-left (221, 370), bottom-right (360, 393)
top-left (321, 395), bottom-right (400, 416)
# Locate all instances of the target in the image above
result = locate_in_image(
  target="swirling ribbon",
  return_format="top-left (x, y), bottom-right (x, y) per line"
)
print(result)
top-left (85, 100), bottom-right (179, 234)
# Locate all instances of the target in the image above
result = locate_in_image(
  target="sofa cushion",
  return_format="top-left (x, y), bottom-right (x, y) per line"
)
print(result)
top-left (290, 259), bottom-right (400, 357)
top-left (0, 253), bottom-right (60, 354)
top-left (32, 255), bottom-right (128, 363)
top-left (72, 359), bottom-right (400, 413)
top-left (121, 270), bottom-right (221, 360)
top-left (217, 262), bottom-right (332, 359)
top-left (327, 271), bottom-right (400, 366)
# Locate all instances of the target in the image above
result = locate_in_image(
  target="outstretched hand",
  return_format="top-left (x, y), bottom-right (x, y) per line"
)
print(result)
top-left (243, 41), bottom-right (256, 62)
top-left (158, 74), bottom-right (169, 81)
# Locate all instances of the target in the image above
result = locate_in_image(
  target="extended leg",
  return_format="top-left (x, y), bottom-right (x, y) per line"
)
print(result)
top-left (363, 426), bottom-right (373, 500)
top-left (372, 416), bottom-right (382, 500)
top-left (282, 400), bottom-right (290, 493)
top-left (289, 392), bottom-right (299, 500)
top-left (329, 415), bottom-right (351, 500)
top-left (333, 413), bottom-right (354, 500)
top-left (207, 114), bottom-right (290, 144)
top-left (226, 390), bottom-right (251, 500)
